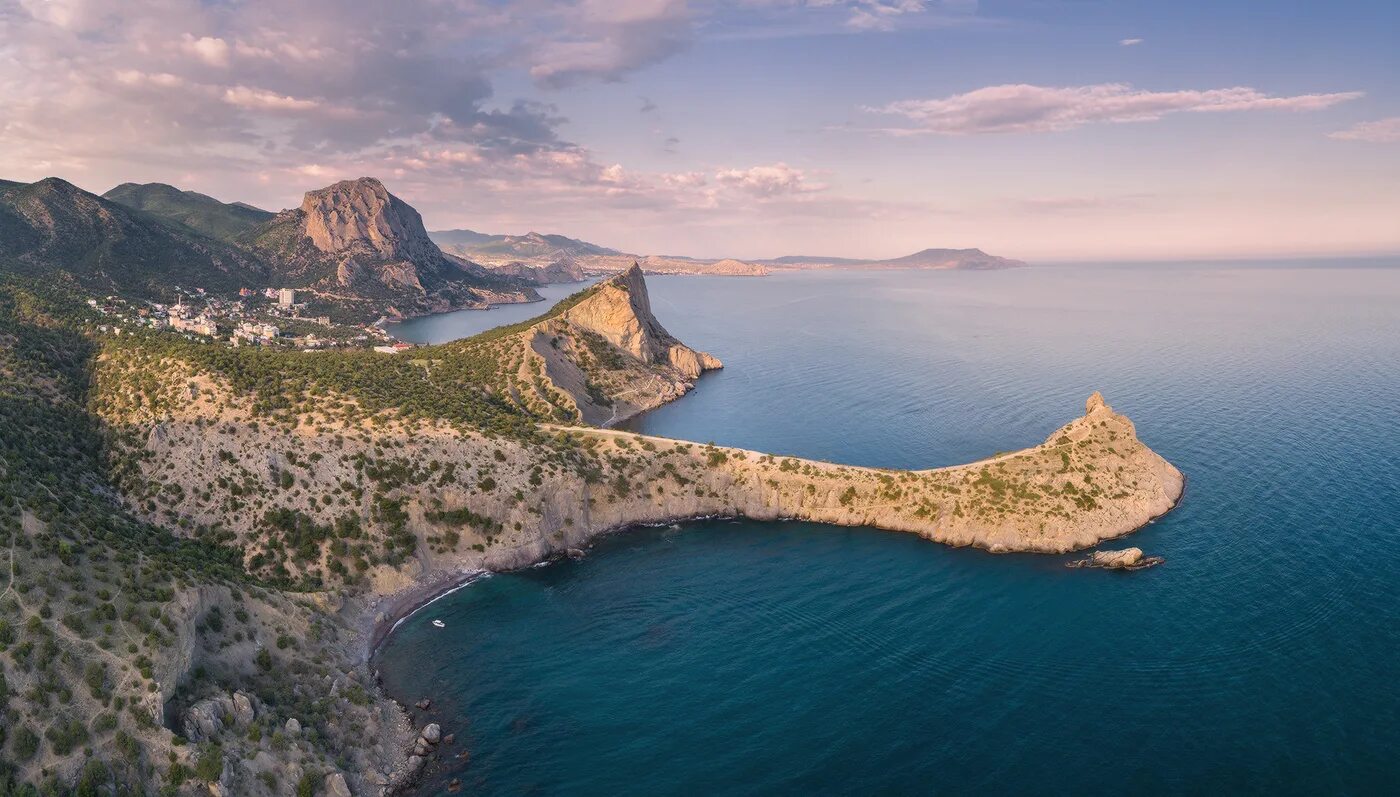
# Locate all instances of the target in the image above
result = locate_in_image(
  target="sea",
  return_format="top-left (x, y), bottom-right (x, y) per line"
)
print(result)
top-left (376, 260), bottom-right (1400, 795)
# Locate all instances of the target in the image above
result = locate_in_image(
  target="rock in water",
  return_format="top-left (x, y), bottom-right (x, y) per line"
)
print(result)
top-left (1093, 548), bottom-right (1144, 568)
top-left (1067, 547), bottom-right (1164, 570)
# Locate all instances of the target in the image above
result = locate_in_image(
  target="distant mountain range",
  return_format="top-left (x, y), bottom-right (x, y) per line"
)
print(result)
top-left (2, 173), bottom-right (1025, 322)
top-left (428, 228), bottom-right (1026, 277)
top-left (756, 248), bottom-right (1027, 271)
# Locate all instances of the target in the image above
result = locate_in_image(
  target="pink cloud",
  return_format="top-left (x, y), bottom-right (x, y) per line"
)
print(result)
top-left (868, 83), bottom-right (1364, 135)
top-left (1329, 117), bottom-right (1400, 143)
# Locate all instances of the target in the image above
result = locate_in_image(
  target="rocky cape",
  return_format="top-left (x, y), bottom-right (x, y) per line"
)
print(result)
top-left (77, 268), bottom-right (1179, 795)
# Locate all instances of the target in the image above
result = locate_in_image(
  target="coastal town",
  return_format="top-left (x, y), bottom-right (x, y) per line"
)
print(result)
top-left (86, 286), bottom-right (416, 353)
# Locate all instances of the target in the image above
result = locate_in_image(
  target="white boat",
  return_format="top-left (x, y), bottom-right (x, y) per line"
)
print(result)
top-left (431, 619), bottom-right (446, 628)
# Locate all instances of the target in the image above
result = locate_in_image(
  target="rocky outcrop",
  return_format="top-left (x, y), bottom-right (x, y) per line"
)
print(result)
top-left (562, 263), bottom-right (721, 377)
top-left (245, 177), bottom-right (540, 320)
top-left (300, 178), bottom-right (441, 266)
top-left (1068, 547), bottom-right (1165, 570)
top-left (182, 690), bottom-right (259, 742)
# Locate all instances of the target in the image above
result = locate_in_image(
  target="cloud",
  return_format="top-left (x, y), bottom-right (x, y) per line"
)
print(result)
top-left (1328, 117), bottom-right (1400, 143)
top-left (738, 1), bottom-right (973, 33)
top-left (527, 0), bottom-right (692, 88)
top-left (715, 162), bottom-right (824, 196)
top-left (867, 83), bottom-right (1364, 135)
top-left (1119, 37), bottom-right (1143, 46)
top-left (222, 86), bottom-right (323, 113)
top-left (181, 34), bottom-right (231, 67)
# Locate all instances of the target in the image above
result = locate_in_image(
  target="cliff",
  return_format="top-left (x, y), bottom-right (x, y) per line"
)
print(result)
top-left (243, 178), bottom-right (539, 319)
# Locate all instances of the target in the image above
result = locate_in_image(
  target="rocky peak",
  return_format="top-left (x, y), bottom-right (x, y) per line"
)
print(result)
top-left (1086, 391), bottom-right (1109, 415)
top-left (563, 263), bottom-right (721, 378)
top-left (299, 177), bottom-right (440, 264)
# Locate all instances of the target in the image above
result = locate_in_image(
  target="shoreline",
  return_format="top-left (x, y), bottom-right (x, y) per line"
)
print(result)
top-left (362, 470), bottom-right (1185, 664)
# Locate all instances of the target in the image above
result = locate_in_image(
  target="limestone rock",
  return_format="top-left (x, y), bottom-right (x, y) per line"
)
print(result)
top-left (1092, 547), bottom-right (1143, 568)
top-left (1086, 391), bottom-right (1109, 415)
top-left (285, 717), bottom-right (302, 736)
top-left (324, 772), bottom-right (353, 797)
top-left (232, 691), bottom-right (257, 727)
top-left (300, 178), bottom-right (440, 265)
top-left (1068, 547), bottom-right (1164, 570)
top-left (562, 264), bottom-right (721, 376)
top-left (182, 697), bottom-right (227, 742)
top-left (421, 723), bottom-right (441, 745)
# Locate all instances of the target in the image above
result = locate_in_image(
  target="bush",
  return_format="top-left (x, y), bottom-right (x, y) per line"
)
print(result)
top-left (10, 726), bottom-right (40, 761)
top-left (194, 744), bottom-right (224, 782)
top-left (45, 718), bottom-right (90, 755)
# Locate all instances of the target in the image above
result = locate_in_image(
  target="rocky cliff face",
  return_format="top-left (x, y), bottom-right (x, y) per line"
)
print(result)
top-left (300, 178), bottom-right (442, 266)
top-left (245, 177), bottom-right (538, 318)
top-left (562, 263), bottom-right (722, 378)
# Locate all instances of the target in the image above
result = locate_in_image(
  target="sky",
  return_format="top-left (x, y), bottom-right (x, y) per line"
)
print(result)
top-left (1, 0), bottom-right (1397, 261)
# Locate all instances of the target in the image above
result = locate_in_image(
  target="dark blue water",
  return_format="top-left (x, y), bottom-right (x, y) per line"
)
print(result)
top-left (375, 263), bottom-right (1400, 795)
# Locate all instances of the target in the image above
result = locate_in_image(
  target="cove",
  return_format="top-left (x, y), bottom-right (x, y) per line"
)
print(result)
top-left (374, 262), bottom-right (1400, 795)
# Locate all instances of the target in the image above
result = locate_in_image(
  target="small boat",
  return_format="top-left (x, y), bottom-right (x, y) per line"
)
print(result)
top-left (431, 619), bottom-right (446, 628)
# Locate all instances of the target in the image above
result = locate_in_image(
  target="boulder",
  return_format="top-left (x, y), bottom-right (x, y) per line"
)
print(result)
top-left (421, 723), bottom-right (441, 745)
top-left (1091, 548), bottom-right (1144, 568)
top-left (285, 717), bottom-right (302, 736)
top-left (232, 691), bottom-right (257, 727)
top-left (324, 772), bottom-right (353, 797)
top-left (182, 695), bottom-right (234, 742)
top-left (414, 698), bottom-right (431, 710)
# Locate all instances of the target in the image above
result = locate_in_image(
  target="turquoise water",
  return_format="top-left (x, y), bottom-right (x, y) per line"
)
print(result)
top-left (375, 263), bottom-right (1400, 795)
top-left (384, 278), bottom-right (601, 344)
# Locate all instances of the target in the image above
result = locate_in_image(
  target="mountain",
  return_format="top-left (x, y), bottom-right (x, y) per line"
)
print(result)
top-left (758, 248), bottom-right (1027, 271)
top-left (103, 182), bottom-right (274, 241)
top-left (429, 227), bottom-right (1021, 280)
top-left (430, 228), bottom-right (620, 264)
top-left (0, 177), bottom-right (266, 295)
top-left (242, 177), bottom-right (538, 318)
top-left (484, 257), bottom-right (587, 285)
top-left (545, 263), bottom-right (722, 422)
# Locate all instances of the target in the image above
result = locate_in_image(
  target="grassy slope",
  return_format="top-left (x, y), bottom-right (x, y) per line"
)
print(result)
top-left (102, 183), bottom-right (273, 243)
top-left (0, 179), bottom-right (266, 299)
